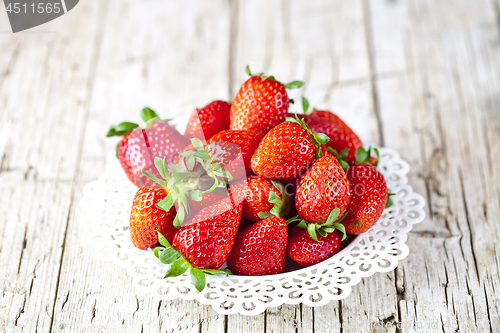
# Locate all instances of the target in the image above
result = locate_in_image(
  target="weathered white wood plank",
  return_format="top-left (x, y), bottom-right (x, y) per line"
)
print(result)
top-left (50, 0), bottom-right (231, 332)
top-left (367, 0), bottom-right (500, 331)
top-left (0, 1), bottom-right (103, 332)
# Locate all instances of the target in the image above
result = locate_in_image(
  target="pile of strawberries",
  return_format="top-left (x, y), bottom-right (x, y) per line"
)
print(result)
top-left (107, 66), bottom-right (392, 292)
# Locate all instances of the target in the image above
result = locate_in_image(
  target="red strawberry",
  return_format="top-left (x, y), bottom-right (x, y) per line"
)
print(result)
top-left (172, 196), bottom-right (243, 269)
top-left (301, 110), bottom-right (362, 154)
top-left (287, 225), bottom-right (342, 267)
top-left (207, 130), bottom-right (264, 177)
top-left (107, 107), bottom-right (189, 186)
top-left (295, 155), bottom-right (350, 223)
top-left (342, 163), bottom-right (388, 234)
top-left (227, 216), bottom-right (288, 275)
top-left (185, 100), bottom-right (231, 140)
top-left (251, 118), bottom-right (329, 179)
top-left (129, 188), bottom-right (177, 249)
top-left (230, 66), bottom-right (303, 134)
top-left (232, 176), bottom-right (291, 222)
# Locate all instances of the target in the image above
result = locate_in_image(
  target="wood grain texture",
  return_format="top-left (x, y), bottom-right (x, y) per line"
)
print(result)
top-left (1, 0), bottom-right (499, 332)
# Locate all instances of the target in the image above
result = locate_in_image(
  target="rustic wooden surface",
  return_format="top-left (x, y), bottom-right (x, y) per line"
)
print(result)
top-left (1, 0), bottom-right (499, 332)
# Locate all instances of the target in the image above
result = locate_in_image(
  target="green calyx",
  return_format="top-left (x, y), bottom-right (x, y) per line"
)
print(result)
top-left (245, 65), bottom-right (303, 89)
top-left (154, 232), bottom-right (232, 292)
top-left (335, 146), bottom-right (381, 172)
top-left (257, 180), bottom-right (291, 220)
top-left (286, 113), bottom-right (329, 159)
top-left (142, 139), bottom-right (232, 228)
top-left (386, 193), bottom-right (395, 208)
top-left (286, 208), bottom-right (348, 242)
top-left (301, 96), bottom-right (317, 115)
top-left (106, 107), bottom-right (165, 137)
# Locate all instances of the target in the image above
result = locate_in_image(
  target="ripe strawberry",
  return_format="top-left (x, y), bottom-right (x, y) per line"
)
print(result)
top-left (230, 66), bottom-right (303, 134)
top-left (295, 155), bottom-right (350, 223)
top-left (107, 107), bottom-right (189, 186)
top-left (305, 110), bottom-right (362, 153)
top-left (172, 196), bottom-right (243, 269)
top-left (185, 100), bottom-right (231, 140)
top-left (129, 188), bottom-right (177, 249)
top-left (232, 176), bottom-right (291, 222)
top-left (227, 216), bottom-right (288, 275)
top-left (251, 117), bottom-right (329, 179)
top-left (341, 163), bottom-right (388, 234)
top-left (287, 225), bottom-right (342, 267)
top-left (208, 130), bottom-right (264, 177)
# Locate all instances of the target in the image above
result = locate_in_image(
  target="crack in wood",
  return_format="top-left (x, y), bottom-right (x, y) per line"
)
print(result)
top-left (17, 225), bottom-right (28, 275)
top-left (458, 168), bottom-right (481, 281)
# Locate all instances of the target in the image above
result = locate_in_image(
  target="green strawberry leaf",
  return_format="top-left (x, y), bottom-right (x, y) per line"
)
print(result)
top-left (386, 193), bottom-right (395, 208)
top-left (284, 80), bottom-right (304, 89)
top-left (190, 267), bottom-right (206, 292)
top-left (245, 65), bottom-right (252, 76)
top-left (157, 232), bottom-right (171, 248)
top-left (189, 190), bottom-right (203, 202)
top-left (285, 215), bottom-right (302, 225)
top-left (154, 157), bottom-right (169, 180)
top-left (290, 99), bottom-right (295, 104)
top-left (270, 204), bottom-right (281, 218)
top-left (167, 172), bottom-right (189, 188)
top-left (313, 133), bottom-right (330, 145)
top-left (164, 258), bottom-right (191, 278)
top-left (374, 148), bottom-right (380, 167)
top-left (258, 212), bottom-right (273, 219)
top-left (141, 107), bottom-right (159, 122)
top-left (156, 193), bottom-right (175, 212)
top-left (331, 222), bottom-right (347, 241)
top-left (324, 208), bottom-right (340, 226)
top-left (173, 204), bottom-right (187, 228)
top-left (302, 96), bottom-right (309, 114)
top-left (318, 228), bottom-right (328, 238)
top-left (355, 147), bottom-right (369, 164)
top-left (153, 246), bottom-right (163, 259)
top-left (142, 170), bottom-right (167, 187)
top-left (297, 220), bottom-right (308, 229)
top-left (106, 122), bottom-right (139, 137)
top-left (268, 191), bottom-right (281, 204)
top-left (202, 269), bottom-right (232, 275)
top-left (340, 160), bottom-right (350, 171)
top-left (261, 75), bottom-right (276, 81)
top-left (335, 209), bottom-right (350, 224)
top-left (159, 247), bottom-right (182, 265)
top-left (307, 223), bottom-right (319, 242)
top-left (194, 150), bottom-right (211, 161)
top-left (190, 138), bottom-right (204, 151)
top-left (285, 116), bottom-right (301, 125)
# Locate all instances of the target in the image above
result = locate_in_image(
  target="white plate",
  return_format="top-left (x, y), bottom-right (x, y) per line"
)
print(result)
top-left (80, 148), bottom-right (425, 315)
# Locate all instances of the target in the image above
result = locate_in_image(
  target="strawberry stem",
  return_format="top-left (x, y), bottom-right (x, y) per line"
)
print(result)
top-left (155, 232), bottom-right (232, 292)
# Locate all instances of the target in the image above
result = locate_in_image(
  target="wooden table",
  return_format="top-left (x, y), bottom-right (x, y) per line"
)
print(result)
top-left (1, 0), bottom-right (499, 332)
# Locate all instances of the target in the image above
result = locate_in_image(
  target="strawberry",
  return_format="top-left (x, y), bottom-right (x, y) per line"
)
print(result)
top-left (295, 155), bottom-right (350, 223)
top-left (207, 130), bottom-right (264, 177)
top-left (287, 225), bottom-right (342, 267)
top-left (232, 176), bottom-right (291, 222)
top-left (297, 97), bottom-right (362, 154)
top-left (250, 116), bottom-right (330, 179)
top-left (227, 216), bottom-right (288, 275)
top-left (185, 100), bottom-right (231, 140)
top-left (230, 66), bottom-right (303, 134)
top-left (107, 107), bottom-right (189, 186)
top-left (172, 196), bottom-right (243, 269)
top-left (129, 188), bottom-right (177, 249)
top-left (341, 153), bottom-right (389, 234)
